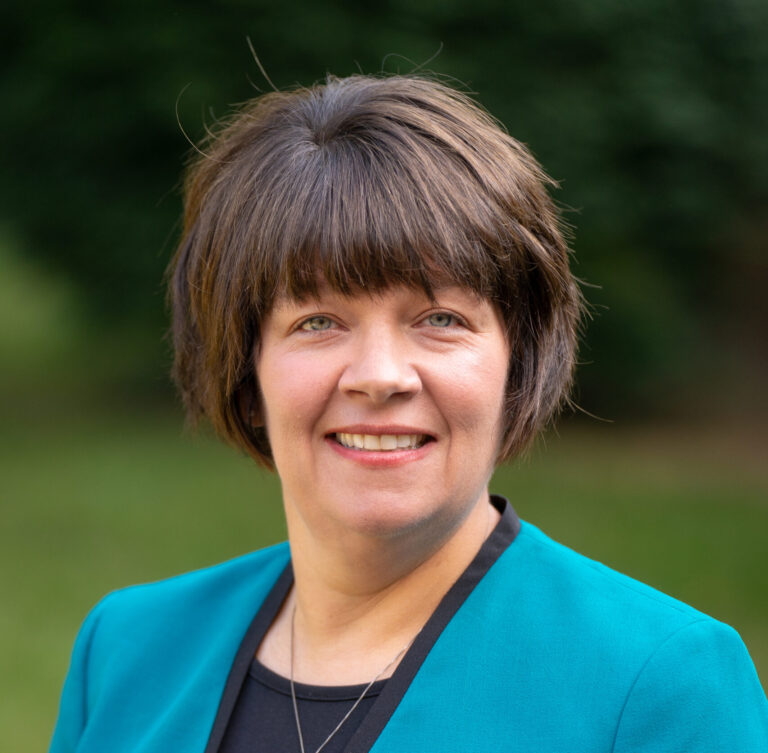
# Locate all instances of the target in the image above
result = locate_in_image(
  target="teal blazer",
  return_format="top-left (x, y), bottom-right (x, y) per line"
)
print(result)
top-left (50, 511), bottom-right (768, 752)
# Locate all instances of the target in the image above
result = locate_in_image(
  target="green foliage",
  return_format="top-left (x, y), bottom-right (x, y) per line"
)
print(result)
top-left (0, 234), bottom-right (82, 373)
top-left (2, 0), bottom-right (767, 416)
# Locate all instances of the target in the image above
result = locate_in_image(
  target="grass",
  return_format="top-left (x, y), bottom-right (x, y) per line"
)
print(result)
top-left (2, 410), bottom-right (766, 752)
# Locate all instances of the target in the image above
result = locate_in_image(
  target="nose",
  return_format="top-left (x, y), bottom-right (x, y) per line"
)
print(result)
top-left (338, 328), bottom-right (421, 404)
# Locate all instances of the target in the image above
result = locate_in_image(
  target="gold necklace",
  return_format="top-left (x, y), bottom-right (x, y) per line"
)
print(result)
top-left (289, 606), bottom-right (415, 753)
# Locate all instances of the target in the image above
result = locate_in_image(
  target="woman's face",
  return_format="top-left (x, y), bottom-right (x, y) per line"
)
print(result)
top-left (256, 284), bottom-right (510, 545)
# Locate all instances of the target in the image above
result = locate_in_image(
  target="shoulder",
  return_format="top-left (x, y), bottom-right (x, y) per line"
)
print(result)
top-left (87, 541), bottom-right (291, 641)
top-left (610, 615), bottom-right (768, 750)
top-left (78, 542), bottom-right (291, 699)
top-left (507, 520), bottom-right (713, 640)
top-left (50, 543), bottom-right (291, 752)
top-left (93, 542), bottom-right (290, 614)
top-left (485, 521), bottom-right (768, 747)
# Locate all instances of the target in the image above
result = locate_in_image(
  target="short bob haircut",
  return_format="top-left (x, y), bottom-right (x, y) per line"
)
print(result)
top-left (169, 74), bottom-right (582, 468)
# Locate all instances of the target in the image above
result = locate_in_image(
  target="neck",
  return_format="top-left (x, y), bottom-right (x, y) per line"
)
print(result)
top-left (261, 492), bottom-right (499, 685)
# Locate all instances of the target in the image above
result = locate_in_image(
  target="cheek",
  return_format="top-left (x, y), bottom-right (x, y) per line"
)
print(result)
top-left (436, 347), bottom-right (509, 434)
top-left (257, 351), bottom-right (334, 442)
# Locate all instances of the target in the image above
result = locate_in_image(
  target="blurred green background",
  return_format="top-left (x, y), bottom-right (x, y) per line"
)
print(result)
top-left (1, 1), bottom-right (766, 750)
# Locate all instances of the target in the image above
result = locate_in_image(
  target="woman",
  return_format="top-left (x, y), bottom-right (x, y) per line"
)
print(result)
top-left (50, 75), bottom-right (767, 752)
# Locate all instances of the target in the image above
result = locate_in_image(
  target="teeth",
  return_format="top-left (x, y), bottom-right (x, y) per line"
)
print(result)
top-left (336, 433), bottom-right (426, 451)
top-left (380, 435), bottom-right (397, 450)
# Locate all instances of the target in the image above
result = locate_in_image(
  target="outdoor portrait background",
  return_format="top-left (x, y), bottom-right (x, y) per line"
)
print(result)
top-left (2, 2), bottom-right (767, 750)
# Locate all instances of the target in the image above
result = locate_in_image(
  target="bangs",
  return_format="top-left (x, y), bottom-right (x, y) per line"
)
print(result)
top-left (228, 105), bottom-right (507, 311)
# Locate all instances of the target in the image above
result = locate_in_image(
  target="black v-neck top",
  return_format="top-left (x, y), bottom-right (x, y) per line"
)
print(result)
top-left (208, 496), bottom-right (521, 753)
top-left (219, 659), bottom-right (387, 753)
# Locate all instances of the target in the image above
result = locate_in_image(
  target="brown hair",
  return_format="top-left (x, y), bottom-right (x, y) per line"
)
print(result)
top-left (169, 74), bottom-right (582, 467)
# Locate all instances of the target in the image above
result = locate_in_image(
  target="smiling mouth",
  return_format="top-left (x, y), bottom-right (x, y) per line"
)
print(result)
top-left (333, 433), bottom-right (430, 451)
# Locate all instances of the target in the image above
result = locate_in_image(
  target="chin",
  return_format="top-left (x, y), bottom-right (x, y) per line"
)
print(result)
top-left (331, 489), bottom-right (462, 543)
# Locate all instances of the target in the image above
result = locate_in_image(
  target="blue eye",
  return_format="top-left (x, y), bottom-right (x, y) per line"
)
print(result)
top-left (426, 312), bottom-right (454, 327)
top-left (300, 316), bottom-right (333, 331)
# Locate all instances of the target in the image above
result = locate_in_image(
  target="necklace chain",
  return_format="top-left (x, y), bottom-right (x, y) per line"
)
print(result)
top-left (289, 606), bottom-right (414, 753)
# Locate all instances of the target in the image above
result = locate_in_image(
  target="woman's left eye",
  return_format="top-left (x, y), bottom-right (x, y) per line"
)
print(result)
top-left (299, 316), bottom-right (334, 331)
top-left (425, 312), bottom-right (455, 328)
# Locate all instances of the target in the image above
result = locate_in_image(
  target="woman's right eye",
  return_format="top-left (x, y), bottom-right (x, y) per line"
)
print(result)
top-left (299, 315), bottom-right (334, 331)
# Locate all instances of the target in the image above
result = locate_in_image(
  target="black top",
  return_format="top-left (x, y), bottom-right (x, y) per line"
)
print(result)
top-left (208, 496), bottom-right (521, 753)
top-left (219, 659), bottom-right (386, 753)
